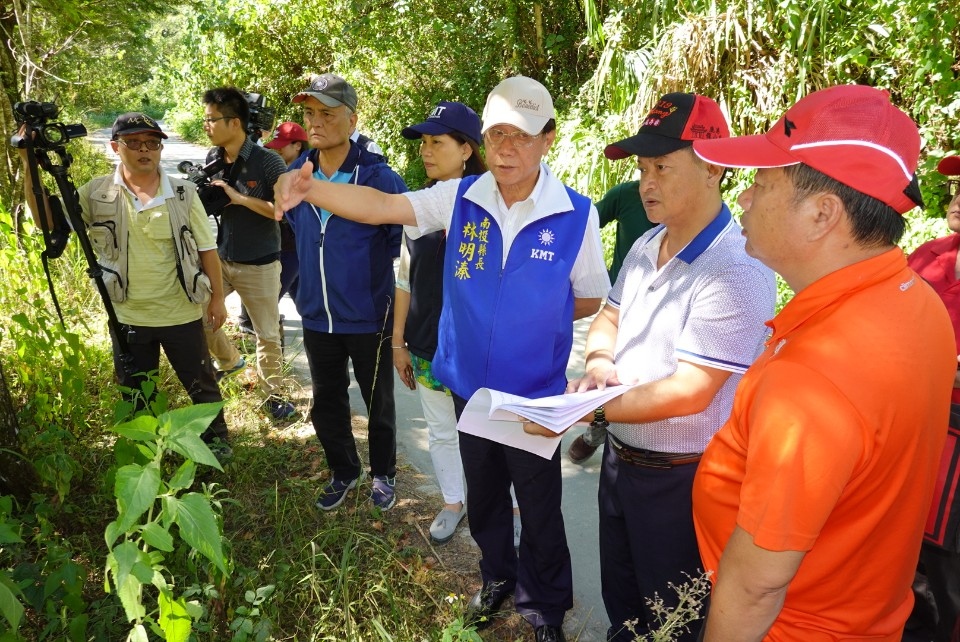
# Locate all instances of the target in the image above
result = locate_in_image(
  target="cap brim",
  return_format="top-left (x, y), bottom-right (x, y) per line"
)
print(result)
top-left (113, 128), bottom-right (168, 140)
top-left (293, 92), bottom-right (345, 108)
top-left (938, 155), bottom-right (960, 176)
top-left (401, 122), bottom-right (455, 140)
top-left (692, 134), bottom-right (799, 168)
top-left (603, 134), bottom-right (691, 160)
top-left (265, 138), bottom-right (291, 150)
top-left (480, 113), bottom-right (549, 137)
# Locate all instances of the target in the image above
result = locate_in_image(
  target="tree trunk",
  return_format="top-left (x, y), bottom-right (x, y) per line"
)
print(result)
top-left (0, 5), bottom-right (24, 229)
top-left (0, 358), bottom-right (39, 504)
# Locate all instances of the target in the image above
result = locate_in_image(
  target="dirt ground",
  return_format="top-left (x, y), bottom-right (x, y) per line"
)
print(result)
top-left (268, 409), bottom-right (534, 641)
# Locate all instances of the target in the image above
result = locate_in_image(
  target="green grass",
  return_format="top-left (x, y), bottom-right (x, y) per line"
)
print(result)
top-left (0, 208), bottom-right (481, 640)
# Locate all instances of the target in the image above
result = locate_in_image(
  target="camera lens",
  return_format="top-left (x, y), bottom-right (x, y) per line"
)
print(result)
top-left (41, 124), bottom-right (67, 145)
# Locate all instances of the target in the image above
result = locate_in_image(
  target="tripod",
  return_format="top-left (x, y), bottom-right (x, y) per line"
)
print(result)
top-left (17, 131), bottom-right (138, 379)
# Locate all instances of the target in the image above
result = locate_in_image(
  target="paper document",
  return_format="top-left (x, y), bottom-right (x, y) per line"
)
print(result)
top-left (457, 384), bottom-right (638, 459)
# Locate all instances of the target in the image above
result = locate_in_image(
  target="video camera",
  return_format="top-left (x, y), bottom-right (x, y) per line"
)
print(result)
top-left (10, 101), bottom-right (87, 150)
top-left (178, 91), bottom-right (276, 215)
top-left (9, 100), bottom-right (84, 261)
top-left (177, 157), bottom-right (230, 215)
top-left (243, 92), bottom-right (275, 141)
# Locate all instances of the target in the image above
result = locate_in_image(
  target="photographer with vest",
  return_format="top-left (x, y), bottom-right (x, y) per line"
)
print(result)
top-left (19, 112), bottom-right (231, 454)
top-left (199, 87), bottom-right (294, 421)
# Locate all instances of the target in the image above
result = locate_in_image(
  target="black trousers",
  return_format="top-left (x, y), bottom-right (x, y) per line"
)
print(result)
top-left (599, 438), bottom-right (704, 642)
top-left (110, 319), bottom-right (227, 442)
top-left (303, 329), bottom-right (396, 480)
top-left (453, 393), bottom-right (572, 628)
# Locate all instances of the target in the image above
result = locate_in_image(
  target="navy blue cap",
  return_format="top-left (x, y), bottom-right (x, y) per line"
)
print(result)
top-left (112, 112), bottom-right (167, 140)
top-left (401, 101), bottom-right (482, 146)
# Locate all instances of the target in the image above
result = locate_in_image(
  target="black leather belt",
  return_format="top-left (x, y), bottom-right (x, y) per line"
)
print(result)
top-left (609, 437), bottom-right (701, 469)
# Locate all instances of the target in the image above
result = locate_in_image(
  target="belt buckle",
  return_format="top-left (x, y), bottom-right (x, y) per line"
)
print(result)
top-left (639, 453), bottom-right (672, 469)
top-left (614, 441), bottom-right (671, 469)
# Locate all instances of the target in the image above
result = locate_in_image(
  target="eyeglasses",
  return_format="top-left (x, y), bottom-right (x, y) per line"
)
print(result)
top-left (484, 128), bottom-right (542, 148)
top-left (202, 116), bottom-right (234, 125)
top-left (117, 138), bottom-right (162, 151)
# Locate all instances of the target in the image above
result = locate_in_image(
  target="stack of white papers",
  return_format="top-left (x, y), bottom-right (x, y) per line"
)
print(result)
top-left (458, 384), bottom-right (638, 459)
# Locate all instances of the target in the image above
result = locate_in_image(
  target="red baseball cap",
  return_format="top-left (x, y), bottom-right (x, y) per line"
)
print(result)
top-left (693, 85), bottom-right (923, 214)
top-left (938, 155), bottom-right (960, 176)
top-left (604, 93), bottom-right (730, 159)
top-left (265, 122), bottom-right (308, 150)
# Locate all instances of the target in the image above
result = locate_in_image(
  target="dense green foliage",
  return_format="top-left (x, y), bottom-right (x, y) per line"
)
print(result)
top-left (1, 0), bottom-right (959, 639)
top-left (0, 201), bottom-right (484, 639)
top-left (4, 0), bottom-right (958, 206)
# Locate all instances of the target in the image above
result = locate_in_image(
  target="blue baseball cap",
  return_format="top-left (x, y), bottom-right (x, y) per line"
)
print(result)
top-left (401, 101), bottom-right (482, 146)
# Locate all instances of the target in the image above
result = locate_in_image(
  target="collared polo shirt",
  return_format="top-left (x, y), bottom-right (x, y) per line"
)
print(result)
top-left (403, 163), bottom-right (609, 298)
top-left (908, 233), bottom-right (960, 402)
top-left (693, 248), bottom-right (955, 641)
top-left (78, 168), bottom-right (215, 327)
top-left (607, 206), bottom-right (775, 452)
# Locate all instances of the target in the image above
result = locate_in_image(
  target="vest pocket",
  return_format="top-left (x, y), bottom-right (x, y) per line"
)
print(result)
top-left (177, 226), bottom-right (212, 305)
top-left (89, 221), bottom-right (120, 261)
top-left (99, 265), bottom-right (125, 302)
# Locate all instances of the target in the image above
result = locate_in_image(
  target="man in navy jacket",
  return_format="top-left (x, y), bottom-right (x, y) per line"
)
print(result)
top-left (283, 74), bottom-right (406, 511)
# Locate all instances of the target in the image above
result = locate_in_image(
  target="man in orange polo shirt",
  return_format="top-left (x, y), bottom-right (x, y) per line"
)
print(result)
top-left (690, 85), bottom-right (956, 641)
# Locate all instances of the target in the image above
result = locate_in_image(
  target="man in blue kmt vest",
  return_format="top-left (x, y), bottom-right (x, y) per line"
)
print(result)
top-left (273, 76), bottom-right (610, 642)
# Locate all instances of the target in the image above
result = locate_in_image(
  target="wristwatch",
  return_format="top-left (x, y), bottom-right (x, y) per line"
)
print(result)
top-left (591, 405), bottom-right (609, 429)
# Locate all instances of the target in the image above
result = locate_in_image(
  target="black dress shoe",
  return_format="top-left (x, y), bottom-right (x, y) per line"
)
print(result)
top-left (535, 624), bottom-right (566, 642)
top-left (465, 581), bottom-right (513, 630)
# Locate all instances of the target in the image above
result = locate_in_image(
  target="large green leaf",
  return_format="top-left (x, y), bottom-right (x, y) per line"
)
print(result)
top-left (167, 429), bottom-right (221, 470)
top-left (158, 589), bottom-right (193, 642)
top-left (174, 493), bottom-right (227, 575)
top-left (160, 402), bottom-right (223, 437)
top-left (107, 544), bottom-right (146, 622)
top-left (140, 522), bottom-right (174, 552)
top-left (0, 575), bottom-right (24, 631)
top-left (105, 520), bottom-right (122, 548)
top-left (168, 459), bottom-right (197, 491)
top-left (162, 404), bottom-right (223, 469)
top-left (126, 623), bottom-right (149, 642)
top-left (109, 542), bottom-right (139, 591)
top-left (115, 463), bottom-right (161, 532)
top-left (0, 522), bottom-right (22, 544)
top-left (112, 414), bottom-right (159, 442)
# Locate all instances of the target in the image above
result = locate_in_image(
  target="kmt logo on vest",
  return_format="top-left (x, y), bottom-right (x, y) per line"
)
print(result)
top-left (530, 228), bottom-right (556, 262)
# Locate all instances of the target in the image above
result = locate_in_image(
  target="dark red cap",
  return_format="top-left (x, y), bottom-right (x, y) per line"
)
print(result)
top-left (604, 93), bottom-right (730, 159)
top-left (938, 155), bottom-right (960, 176)
top-left (693, 85), bottom-right (922, 214)
top-left (265, 122), bottom-right (307, 150)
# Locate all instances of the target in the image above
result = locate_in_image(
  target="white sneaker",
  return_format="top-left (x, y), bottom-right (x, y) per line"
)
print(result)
top-left (429, 505), bottom-right (466, 543)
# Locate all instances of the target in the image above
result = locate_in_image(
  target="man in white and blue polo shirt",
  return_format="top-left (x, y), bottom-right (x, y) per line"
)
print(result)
top-left (567, 93), bottom-right (776, 641)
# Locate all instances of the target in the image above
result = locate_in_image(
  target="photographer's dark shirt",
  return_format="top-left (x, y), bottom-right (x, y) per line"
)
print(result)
top-left (207, 137), bottom-right (286, 264)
